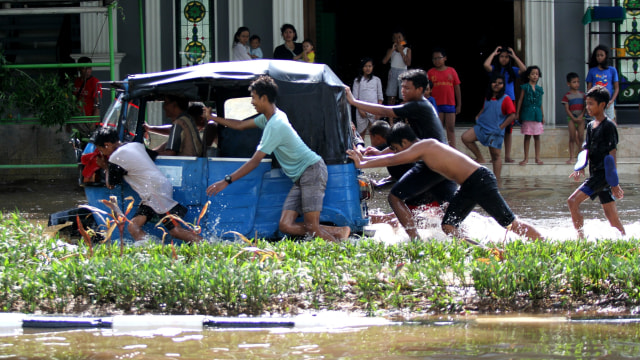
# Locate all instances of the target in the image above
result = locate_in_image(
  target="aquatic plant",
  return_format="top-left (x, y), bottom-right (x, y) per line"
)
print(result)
top-left (3, 210), bottom-right (640, 316)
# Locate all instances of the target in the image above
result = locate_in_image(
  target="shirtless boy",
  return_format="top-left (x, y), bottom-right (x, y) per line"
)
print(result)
top-left (347, 139), bottom-right (542, 241)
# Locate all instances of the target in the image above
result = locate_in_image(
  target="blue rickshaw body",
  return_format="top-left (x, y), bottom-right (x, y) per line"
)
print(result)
top-left (79, 60), bottom-right (368, 241)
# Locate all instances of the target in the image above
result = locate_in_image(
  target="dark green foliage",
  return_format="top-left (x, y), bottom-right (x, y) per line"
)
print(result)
top-left (0, 53), bottom-right (81, 128)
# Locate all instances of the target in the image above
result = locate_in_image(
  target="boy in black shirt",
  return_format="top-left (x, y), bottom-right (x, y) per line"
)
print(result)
top-left (567, 85), bottom-right (625, 238)
top-left (345, 69), bottom-right (454, 239)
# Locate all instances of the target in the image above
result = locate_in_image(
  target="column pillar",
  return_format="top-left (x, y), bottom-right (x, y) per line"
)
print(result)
top-left (272, 0), bottom-right (304, 49)
top-left (145, 0), bottom-right (163, 124)
top-left (74, 1), bottom-right (124, 80)
top-left (525, 1), bottom-right (555, 125)
top-left (229, 0), bottom-right (243, 61)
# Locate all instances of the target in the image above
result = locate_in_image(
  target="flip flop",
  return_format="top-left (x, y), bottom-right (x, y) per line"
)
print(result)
top-left (574, 149), bottom-right (588, 171)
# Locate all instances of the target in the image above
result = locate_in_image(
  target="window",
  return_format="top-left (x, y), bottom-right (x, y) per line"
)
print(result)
top-left (178, 0), bottom-right (214, 67)
top-left (615, 1), bottom-right (640, 105)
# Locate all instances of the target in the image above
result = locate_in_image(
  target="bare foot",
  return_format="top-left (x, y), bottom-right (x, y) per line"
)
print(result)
top-left (565, 158), bottom-right (574, 165)
top-left (338, 226), bottom-right (352, 240)
top-left (518, 160), bottom-right (528, 166)
top-left (535, 159), bottom-right (544, 165)
top-left (476, 157), bottom-right (486, 164)
top-left (505, 158), bottom-right (515, 163)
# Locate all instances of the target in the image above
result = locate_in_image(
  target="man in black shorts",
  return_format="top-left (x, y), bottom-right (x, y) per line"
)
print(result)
top-left (345, 69), bottom-right (453, 239)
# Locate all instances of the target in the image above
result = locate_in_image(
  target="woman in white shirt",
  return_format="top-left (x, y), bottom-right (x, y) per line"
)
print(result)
top-left (232, 26), bottom-right (251, 61)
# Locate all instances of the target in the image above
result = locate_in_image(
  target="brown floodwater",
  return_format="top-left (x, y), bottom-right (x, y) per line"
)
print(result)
top-left (2, 173), bottom-right (640, 243)
top-left (365, 171), bottom-right (640, 243)
top-left (0, 178), bottom-right (87, 227)
top-left (2, 177), bottom-right (640, 358)
top-left (2, 315), bottom-right (640, 359)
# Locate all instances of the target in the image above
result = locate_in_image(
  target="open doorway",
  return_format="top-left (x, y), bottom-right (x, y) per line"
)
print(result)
top-left (314, 0), bottom-right (521, 125)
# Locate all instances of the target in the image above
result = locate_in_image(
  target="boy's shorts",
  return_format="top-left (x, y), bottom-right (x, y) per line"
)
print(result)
top-left (437, 104), bottom-right (456, 114)
top-left (283, 160), bottom-right (327, 215)
top-left (386, 67), bottom-right (405, 99)
top-left (442, 167), bottom-right (515, 228)
top-left (567, 116), bottom-right (585, 128)
top-left (605, 103), bottom-right (615, 121)
top-left (579, 174), bottom-right (615, 204)
top-left (135, 203), bottom-right (188, 231)
top-left (474, 125), bottom-right (504, 149)
top-left (390, 161), bottom-right (456, 206)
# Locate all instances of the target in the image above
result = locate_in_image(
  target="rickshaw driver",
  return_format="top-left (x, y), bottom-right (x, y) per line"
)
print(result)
top-left (206, 75), bottom-right (351, 242)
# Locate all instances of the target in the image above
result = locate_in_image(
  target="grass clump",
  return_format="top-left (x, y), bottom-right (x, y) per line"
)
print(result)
top-left (2, 211), bottom-right (640, 316)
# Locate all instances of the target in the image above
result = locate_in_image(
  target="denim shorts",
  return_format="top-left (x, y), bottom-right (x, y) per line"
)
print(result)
top-left (283, 160), bottom-right (327, 214)
top-left (605, 103), bottom-right (615, 121)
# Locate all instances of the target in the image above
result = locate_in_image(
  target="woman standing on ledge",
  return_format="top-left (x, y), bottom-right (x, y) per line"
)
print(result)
top-left (273, 23), bottom-right (303, 60)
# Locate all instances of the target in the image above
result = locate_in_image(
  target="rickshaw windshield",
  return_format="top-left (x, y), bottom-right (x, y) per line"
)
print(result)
top-left (122, 101), bottom-right (140, 142)
top-left (101, 93), bottom-right (124, 128)
top-left (224, 97), bottom-right (257, 120)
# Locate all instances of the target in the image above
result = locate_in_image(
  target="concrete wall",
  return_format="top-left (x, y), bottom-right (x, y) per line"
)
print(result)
top-left (553, 1), bottom-right (587, 126)
top-left (244, 0), bottom-right (274, 60)
top-left (214, 0), bottom-right (274, 62)
top-left (0, 125), bottom-right (78, 182)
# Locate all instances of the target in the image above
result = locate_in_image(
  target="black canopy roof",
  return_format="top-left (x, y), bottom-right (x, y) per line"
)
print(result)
top-left (123, 60), bottom-right (353, 164)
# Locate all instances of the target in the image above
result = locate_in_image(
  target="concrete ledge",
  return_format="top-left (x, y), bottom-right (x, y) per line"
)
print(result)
top-left (487, 159), bottom-right (640, 177)
top-left (455, 125), bottom-right (640, 177)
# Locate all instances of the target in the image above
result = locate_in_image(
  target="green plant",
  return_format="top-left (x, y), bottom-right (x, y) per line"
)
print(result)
top-left (0, 52), bottom-right (82, 129)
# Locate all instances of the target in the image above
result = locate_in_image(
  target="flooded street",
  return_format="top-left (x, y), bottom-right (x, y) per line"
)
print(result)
top-left (364, 170), bottom-right (640, 243)
top-left (3, 176), bottom-right (640, 358)
top-left (3, 172), bottom-right (640, 243)
top-left (2, 315), bottom-right (640, 359)
top-left (0, 179), bottom-right (86, 227)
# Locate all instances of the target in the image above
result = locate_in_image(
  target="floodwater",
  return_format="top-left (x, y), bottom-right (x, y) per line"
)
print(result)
top-left (3, 175), bottom-right (640, 358)
top-left (3, 174), bottom-right (640, 244)
top-left (365, 170), bottom-right (640, 244)
top-left (2, 315), bottom-right (640, 359)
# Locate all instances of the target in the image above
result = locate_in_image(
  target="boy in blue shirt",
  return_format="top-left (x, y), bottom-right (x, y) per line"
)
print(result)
top-left (249, 35), bottom-right (263, 59)
top-left (567, 85), bottom-right (625, 239)
top-left (206, 75), bottom-right (350, 241)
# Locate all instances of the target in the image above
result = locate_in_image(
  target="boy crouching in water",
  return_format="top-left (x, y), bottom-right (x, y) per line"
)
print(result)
top-left (567, 85), bottom-right (625, 239)
top-left (94, 126), bottom-right (203, 244)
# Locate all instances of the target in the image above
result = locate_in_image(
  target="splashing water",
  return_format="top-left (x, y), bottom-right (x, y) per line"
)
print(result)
top-left (366, 174), bottom-right (640, 245)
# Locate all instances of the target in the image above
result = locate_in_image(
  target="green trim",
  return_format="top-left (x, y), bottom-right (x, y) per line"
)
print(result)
top-left (1, 63), bottom-right (110, 69)
top-left (0, 164), bottom-right (77, 169)
top-left (0, 116), bottom-right (100, 124)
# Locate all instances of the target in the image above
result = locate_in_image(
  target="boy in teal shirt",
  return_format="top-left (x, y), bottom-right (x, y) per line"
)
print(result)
top-left (206, 75), bottom-right (350, 242)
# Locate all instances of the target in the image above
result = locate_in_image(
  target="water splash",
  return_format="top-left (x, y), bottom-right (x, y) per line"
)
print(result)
top-left (366, 210), bottom-right (640, 245)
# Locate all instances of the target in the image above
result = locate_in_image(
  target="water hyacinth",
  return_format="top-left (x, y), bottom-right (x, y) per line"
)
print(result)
top-left (2, 211), bottom-right (640, 316)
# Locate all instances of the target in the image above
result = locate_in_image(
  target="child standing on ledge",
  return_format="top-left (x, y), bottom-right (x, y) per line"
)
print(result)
top-left (561, 72), bottom-right (586, 164)
top-left (427, 47), bottom-right (461, 148)
top-left (516, 65), bottom-right (544, 165)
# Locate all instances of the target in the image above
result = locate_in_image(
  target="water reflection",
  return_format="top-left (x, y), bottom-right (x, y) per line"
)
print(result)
top-left (3, 318), bottom-right (640, 359)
